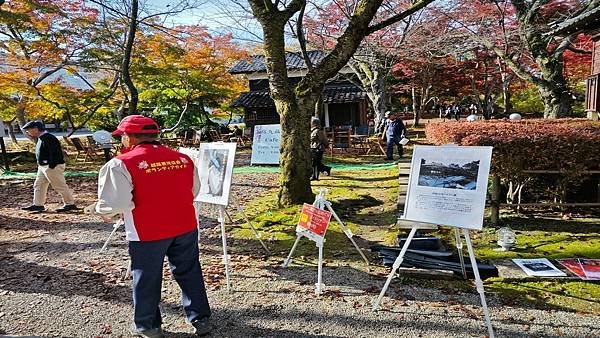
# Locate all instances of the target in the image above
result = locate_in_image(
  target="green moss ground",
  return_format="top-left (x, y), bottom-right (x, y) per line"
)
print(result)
top-left (228, 160), bottom-right (600, 314)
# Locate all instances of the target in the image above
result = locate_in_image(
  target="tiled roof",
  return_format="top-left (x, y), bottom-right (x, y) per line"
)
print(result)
top-left (548, 6), bottom-right (600, 36)
top-left (231, 84), bottom-right (366, 108)
top-left (229, 50), bottom-right (326, 74)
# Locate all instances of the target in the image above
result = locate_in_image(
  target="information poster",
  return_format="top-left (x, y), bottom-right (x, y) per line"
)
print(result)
top-left (512, 258), bottom-right (566, 277)
top-left (250, 124), bottom-right (281, 165)
top-left (196, 142), bottom-right (236, 206)
top-left (404, 145), bottom-right (493, 230)
top-left (558, 258), bottom-right (600, 280)
top-left (296, 203), bottom-right (332, 242)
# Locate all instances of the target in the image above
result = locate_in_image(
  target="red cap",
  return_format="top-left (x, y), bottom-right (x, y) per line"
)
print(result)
top-left (112, 115), bottom-right (160, 136)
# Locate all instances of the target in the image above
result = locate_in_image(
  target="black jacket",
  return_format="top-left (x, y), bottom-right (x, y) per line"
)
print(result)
top-left (35, 132), bottom-right (65, 168)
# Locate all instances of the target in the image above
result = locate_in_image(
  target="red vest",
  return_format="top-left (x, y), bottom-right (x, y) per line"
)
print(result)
top-left (118, 143), bottom-right (197, 241)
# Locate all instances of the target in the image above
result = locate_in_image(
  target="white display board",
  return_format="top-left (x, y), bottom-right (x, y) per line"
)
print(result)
top-left (196, 142), bottom-right (236, 206)
top-left (0, 121), bottom-right (5, 138)
top-left (250, 124), bottom-right (281, 165)
top-left (178, 147), bottom-right (200, 167)
top-left (404, 145), bottom-right (493, 230)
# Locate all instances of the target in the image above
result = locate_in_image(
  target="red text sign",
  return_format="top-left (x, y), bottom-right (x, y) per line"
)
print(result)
top-left (297, 203), bottom-right (332, 237)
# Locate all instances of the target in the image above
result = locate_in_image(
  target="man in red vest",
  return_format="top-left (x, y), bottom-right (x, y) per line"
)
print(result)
top-left (95, 115), bottom-right (211, 337)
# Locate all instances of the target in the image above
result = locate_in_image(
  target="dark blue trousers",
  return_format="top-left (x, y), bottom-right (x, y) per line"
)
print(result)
top-left (129, 229), bottom-right (211, 331)
top-left (386, 138), bottom-right (403, 160)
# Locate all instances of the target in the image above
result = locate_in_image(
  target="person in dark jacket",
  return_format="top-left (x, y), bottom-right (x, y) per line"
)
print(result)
top-left (382, 111), bottom-right (406, 160)
top-left (20, 121), bottom-right (77, 213)
top-left (310, 118), bottom-right (331, 180)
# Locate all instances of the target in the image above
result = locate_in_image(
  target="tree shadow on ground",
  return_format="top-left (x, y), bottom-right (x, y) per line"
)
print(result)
top-left (0, 256), bottom-right (130, 305)
top-left (158, 300), bottom-right (588, 338)
top-left (0, 214), bottom-right (115, 233)
top-left (499, 215), bottom-right (600, 234)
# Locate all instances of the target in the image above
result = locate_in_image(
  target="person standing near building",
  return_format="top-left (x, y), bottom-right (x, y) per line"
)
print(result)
top-left (382, 111), bottom-right (406, 161)
top-left (20, 121), bottom-right (77, 213)
top-left (95, 115), bottom-right (212, 338)
top-left (310, 118), bottom-right (331, 180)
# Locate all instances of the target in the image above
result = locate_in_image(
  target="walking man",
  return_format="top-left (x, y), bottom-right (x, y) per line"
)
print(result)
top-left (20, 121), bottom-right (77, 213)
top-left (310, 118), bottom-right (331, 180)
top-left (383, 111), bottom-right (406, 161)
top-left (95, 115), bottom-right (212, 337)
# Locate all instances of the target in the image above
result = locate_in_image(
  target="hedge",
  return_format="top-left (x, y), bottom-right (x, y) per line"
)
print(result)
top-left (424, 119), bottom-right (600, 183)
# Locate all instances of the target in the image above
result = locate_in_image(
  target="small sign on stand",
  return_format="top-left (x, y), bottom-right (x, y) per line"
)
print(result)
top-left (250, 124), bottom-right (280, 165)
top-left (372, 145), bottom-right (495, 338)
top-left (283, 189), bottom-right (369, 294)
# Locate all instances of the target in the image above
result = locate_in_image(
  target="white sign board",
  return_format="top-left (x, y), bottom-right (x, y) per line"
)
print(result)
top-left (0, 121), bottom-right (5, 138)
top-left (196, 142), bottom-right (236, 206)
top-left (251, 124), bottom-right (281, 165)
top-left (404, 145), bottom-right (492, 230)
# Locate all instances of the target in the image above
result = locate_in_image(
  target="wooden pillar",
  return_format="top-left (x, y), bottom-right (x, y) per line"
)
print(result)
top-left (490, 174), bottom-right (501, 226)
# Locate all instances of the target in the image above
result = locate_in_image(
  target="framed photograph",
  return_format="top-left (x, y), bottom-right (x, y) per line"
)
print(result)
top-left (196, 142), bottom-right (237, 206)
top-left (404, 145), bottom-right (493, 230)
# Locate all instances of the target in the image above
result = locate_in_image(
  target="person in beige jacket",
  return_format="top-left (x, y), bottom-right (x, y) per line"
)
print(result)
top-left (20, 121), bottom-right (76, 213)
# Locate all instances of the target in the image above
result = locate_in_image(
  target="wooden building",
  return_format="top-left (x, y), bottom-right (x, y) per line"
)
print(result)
top-left (551, 7), bottom-right (600, 120)
top-left (229, 51), bottom-right (368, 130)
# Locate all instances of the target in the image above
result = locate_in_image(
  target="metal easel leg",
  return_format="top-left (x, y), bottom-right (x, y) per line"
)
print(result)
top-left (238, 207), bottom-right (271, 255)
top-left (372, 226), bottom-right (417, 310)
top-left (324, 201), bottom-right (369, 265)
top-left (462, 228), bottom-right (495, 338)
top-left (455, 227), bottom-right (467, 279)
top-left (224, 209), bottom-right (234, 224)
top-left (315, 242), bottom-right (325, 294)
top-left (100, 219), bottom-right (124, 253)
top-left (218, 206), bottom-right (232, 292)
top-left (282, 234), bottom-right (302, 267)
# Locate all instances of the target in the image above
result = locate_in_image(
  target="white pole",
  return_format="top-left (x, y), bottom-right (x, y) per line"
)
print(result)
top-left (316, 242), bottom-right (324, 294)
top-left (283, 234), bottom-right (302, 267)
top-left (218, 206), bottom-right (231, 292)
top-left (372, 226), bottom-right (417, 310)
top-left (100, 219), bottom-right (124, 253)
top-left (324, 201), bottom-right (369, 265)
top-left (462, 228), bottom-right (495, 338)
top-left (239, 207), bottom-right (271, 255)
top-left (455, 228), bottom-right (467, 279)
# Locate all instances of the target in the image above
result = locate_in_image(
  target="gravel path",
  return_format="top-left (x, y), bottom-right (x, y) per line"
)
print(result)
top-left (1, 173), bottom-right (599, 337)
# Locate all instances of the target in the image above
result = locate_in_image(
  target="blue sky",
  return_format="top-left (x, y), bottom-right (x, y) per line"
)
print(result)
top-left (143, 0), bottom-right (263, 43)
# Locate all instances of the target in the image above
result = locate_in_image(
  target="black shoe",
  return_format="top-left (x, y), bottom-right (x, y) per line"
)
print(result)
top-left (311, 177), bottom-right (318, 181)
top-left (21, 205), bottom-right (45, 212)
top-left (55, 204), bottom-right (78, 213)
top-left (385, 157), bottom-right (394, 161)
top-left (323, 167), bottom-right (331, 176)
top-left (191, 317), bottom-right (213, 336)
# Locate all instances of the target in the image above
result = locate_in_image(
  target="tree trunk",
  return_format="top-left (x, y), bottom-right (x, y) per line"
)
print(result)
top-left (15, 99), bottom-right (26, 128)
top-left (121, 0), bottom-right (139, 115)
top-left (372, 75), bottom-right (387, 134)
top-left (538, 82), bottom-right (573, 119)
top-left (7, 121), bottom-right (18, 145)
top-left (411, 87), bottom-right (419, 127)
top-left (276, 94), bottom-right (315, 206)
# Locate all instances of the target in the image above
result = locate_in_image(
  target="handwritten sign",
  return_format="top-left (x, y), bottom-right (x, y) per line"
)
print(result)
top-left (297, 203), bottom-right (332, 241)
top-left (251, 124), bottom-right (281, 165)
